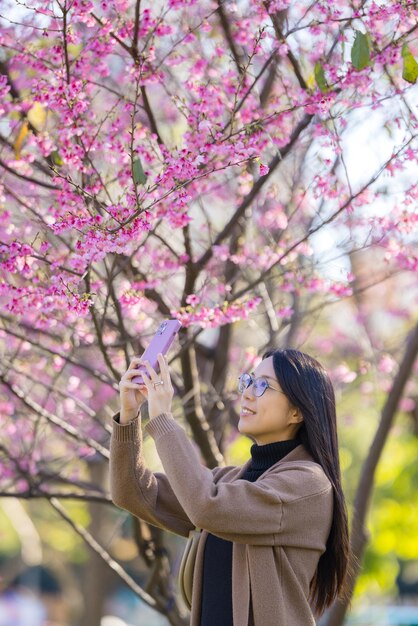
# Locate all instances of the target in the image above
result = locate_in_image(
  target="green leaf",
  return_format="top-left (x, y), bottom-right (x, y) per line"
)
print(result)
top-left (51, 150), bottom-right (63, 166)
top-left (402, 43), bottom-right (418, 84)
top-left (351, 30), bottom-right (370, 70)
top-left (132, 158), bottom-right (147, 185)
top-left (314, 61), bottom-right (328, 92)
top-left (245, 120), bottom-right (263, 136)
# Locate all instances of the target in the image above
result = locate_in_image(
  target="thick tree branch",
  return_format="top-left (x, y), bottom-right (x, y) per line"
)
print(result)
top-left (230, 133), bottom-right (417, 302)
top-left (0, 157), bottom-right (59, 189)
top-left (61, 3), bottom-right (71, 84)
top-left (0, 491), bottom-right (110, 502)
top-left (2, 356), bottom-right (112, 434)
top-left (178, 334), bottom-right (225, 468)
top-left (266, 5), bottom-right (308, 90)
top-left (85, 271), bottom-right (121, 381)
top-left (194, 112), bottom-right (313, 273)
top-left (0, 326), bottom-right (117, 388)
top-left (49, 498), bottom-right (158, 607)
top-left (0, 374), bottom-right (110, 459)
top-left (216, 1), bottom-right (246, 75)
top-left (0, 134), bottom-right (52, 178)
top-left (132, 0), bottom-right (142, 54)
top-left (140, 85), bottom-right (164, 145)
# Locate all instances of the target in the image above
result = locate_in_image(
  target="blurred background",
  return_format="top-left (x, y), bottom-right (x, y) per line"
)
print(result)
top-left (1, 0), bottom-right (418, 624)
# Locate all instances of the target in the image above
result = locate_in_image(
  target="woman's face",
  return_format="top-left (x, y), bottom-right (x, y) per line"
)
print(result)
top-left (238, 356), bottom-right (303, 445)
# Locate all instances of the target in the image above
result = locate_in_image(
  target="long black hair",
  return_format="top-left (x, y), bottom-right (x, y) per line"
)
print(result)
top-left (262, 348), bottom-right (351, 616)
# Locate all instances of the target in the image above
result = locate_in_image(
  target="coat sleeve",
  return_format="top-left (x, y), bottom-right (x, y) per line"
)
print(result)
top-left (110, 413), bottom-right (195, 537)
top-left (144, 413), bottom-right (334, 548)
top-left (109, 413), bottom-right (237, 537)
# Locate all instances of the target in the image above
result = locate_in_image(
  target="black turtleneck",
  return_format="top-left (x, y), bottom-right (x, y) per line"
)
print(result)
top-left (199, 436), bottom-right (301, 626)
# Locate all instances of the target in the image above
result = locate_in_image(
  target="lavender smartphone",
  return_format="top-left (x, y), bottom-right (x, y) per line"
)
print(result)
top-left (132, 319), bottom-right (182, 384)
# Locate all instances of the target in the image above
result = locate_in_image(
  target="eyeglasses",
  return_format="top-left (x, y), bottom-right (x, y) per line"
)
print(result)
top-left (237, 373), bottom-right (284, 398)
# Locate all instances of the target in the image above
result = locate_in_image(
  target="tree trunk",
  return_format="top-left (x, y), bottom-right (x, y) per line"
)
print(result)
top-left (80, 461), bottom-right (114, 626)
top-left (322, 322), bottom-right (418, 626)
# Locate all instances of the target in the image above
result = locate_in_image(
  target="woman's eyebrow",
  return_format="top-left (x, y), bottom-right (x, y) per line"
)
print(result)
top-left (250, 371), bottom-right (275, 380)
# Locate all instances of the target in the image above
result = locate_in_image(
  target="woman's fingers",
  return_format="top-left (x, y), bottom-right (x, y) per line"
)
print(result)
top-left (140, 368), bottom-right (152, 387)
top-left (119, 382), bottom-right (146, 393)
top-left (122, 358), bottom-right (144, 381)
top-left (125, 356), bottom-right (170, 390)
top-left (141, 360), bottom-right (160, 382)
top-left (127, 356), bottom-right (166, 378)
top-left (122, 376), bottom-right (142, 388)
top-left (125, 368), bottom-right (145, 382)
top-left (157, 353), bottom-right (170, 385)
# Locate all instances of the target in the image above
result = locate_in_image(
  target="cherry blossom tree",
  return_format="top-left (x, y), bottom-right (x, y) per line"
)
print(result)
top-left (1, 0), bottom-right (418, 624)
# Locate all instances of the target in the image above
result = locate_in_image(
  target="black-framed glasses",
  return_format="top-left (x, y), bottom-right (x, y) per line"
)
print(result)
top-left (237, 373), bottom-right (284, 398)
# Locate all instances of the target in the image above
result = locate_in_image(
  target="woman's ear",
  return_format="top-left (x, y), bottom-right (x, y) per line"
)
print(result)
top-left (289, 405), bottom-right (303, 424)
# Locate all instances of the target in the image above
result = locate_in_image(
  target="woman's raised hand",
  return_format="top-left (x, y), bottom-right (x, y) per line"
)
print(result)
top-left (118, 353), bottom-right (174, 424)
top-left (119, 357), bottom-right (149, 424)
top-left (140, 353), bottom-right (174, 420)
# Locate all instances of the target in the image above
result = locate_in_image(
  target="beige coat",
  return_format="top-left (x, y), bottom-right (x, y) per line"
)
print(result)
top-left (110, 412), bottom-right (334, 626)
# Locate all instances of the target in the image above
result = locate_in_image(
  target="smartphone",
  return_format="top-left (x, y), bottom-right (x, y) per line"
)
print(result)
top-left (132, 319), bottom-right (182, 384)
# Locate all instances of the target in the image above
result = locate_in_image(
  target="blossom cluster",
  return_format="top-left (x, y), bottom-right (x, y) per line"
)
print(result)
top-left (172, 296), bottom-right (262, 328)
top-left (1, 0), bottom-right (418, 497)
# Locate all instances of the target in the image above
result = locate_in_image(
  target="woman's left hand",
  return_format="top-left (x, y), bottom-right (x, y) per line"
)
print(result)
top-left (140, 353), bottom-right (174, 420)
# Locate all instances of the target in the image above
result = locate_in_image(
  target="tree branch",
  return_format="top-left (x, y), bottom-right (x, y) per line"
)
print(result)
top-left (0, 157), bottom-right (59, 190)
top-left (265, 5), bottom-right (308, 90)
top-left (0, 491), bottom-right (110, 502)
top-left (48, 498), bottom-right (158, 607)
top-left (216, 1), bottom-right (246, 75)
top-left (0, 374), bottom-right (110, 459)
top-left (0, 326), bottom-right (117, 388)
top-left (194, 112), bottom-right (314, 273)
top-left (230, 133), bottom-right (417, 302)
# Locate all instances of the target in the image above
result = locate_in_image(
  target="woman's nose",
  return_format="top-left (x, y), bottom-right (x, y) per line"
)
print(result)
top-left (243, 385), bottom-right (255, 400)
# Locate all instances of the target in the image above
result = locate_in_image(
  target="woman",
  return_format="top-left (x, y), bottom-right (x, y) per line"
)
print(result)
top-left (110, 348), bottom-right (350, 626)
